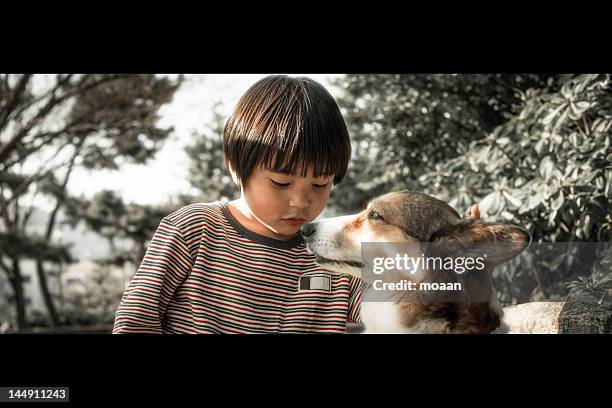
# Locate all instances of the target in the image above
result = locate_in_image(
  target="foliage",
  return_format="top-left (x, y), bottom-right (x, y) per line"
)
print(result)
top-left (184, 102), bottom-right (238, 202)
top-left (60, 262), bottom-right (128, 325)
top-left (332, 74), bottom-right (611, 304)
top-left (0, 74), bottom-right (181, 328)
top-left (327, 74), bottom-right (559, 213)
top-left (567, 243), bottom-right (612, 299)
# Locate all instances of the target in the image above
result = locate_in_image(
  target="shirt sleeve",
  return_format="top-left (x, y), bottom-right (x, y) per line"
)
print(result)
top-left (347, 276), bottom-right (368, 324)
top-left (112, 216), bottom-right (194, 334)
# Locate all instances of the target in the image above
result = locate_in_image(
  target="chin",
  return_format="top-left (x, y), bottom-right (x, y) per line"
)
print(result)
top-left (277, 224), bottom-right (302, 234)
top-left (272, 226), bottom-right (300, 238)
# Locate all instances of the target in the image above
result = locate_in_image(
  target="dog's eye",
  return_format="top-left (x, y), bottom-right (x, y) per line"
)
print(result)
top-left (368, 211), bottom-right (384, 221)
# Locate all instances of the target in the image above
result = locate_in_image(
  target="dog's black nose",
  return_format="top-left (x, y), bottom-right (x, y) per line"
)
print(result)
top-left (301, 223), bottom-right (316, 238)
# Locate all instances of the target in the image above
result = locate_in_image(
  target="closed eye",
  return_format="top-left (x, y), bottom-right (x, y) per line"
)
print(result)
top-left (271, 180), bottom-right (290, 188)
top-left (313, 183), bottom-right (328, 189)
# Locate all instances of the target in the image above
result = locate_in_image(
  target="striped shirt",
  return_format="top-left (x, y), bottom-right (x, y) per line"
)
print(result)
top-left (112, 201), bottom-right (367, 334)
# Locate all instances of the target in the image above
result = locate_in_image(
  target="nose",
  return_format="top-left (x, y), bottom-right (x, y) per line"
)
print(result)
top-left (289, 192), bottom-right (310, 209)
top-left (301, 222), bottom-right (317, 239)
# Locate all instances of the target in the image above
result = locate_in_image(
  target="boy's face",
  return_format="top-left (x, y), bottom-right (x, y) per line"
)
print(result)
top-left (241, 165), bottom-right (334, 239)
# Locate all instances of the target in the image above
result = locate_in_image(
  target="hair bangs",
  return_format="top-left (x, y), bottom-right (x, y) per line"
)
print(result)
top-left (224, 75), bottom-right (350, 185)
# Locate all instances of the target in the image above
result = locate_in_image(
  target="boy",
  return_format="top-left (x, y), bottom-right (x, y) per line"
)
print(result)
top-left (112, 75), bottom-right (481, 334)
top-left (113, 75), bottom-right (366, 333)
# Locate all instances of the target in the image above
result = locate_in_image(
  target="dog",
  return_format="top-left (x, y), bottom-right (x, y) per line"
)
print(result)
top-left (301, 191), bottom-right (531, 334)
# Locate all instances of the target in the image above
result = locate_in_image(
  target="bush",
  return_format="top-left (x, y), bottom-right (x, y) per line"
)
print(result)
top-left (333, 74), bottom-right (611, 304)
top-left (421, 74), bottom-right (612, 303)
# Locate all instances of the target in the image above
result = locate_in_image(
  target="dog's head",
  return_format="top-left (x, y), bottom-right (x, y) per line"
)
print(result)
top-left (301, 191), bottom-right (531, 333)
top-left (302, 190), bottom-right (530, 277)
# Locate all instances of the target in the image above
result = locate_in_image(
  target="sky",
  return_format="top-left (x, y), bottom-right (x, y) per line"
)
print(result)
top-left (64, 74), bottom-right (344, 208)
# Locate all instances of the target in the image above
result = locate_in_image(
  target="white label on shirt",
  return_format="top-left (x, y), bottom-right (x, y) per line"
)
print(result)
top-left (309, 276), bottom-right (331, 291)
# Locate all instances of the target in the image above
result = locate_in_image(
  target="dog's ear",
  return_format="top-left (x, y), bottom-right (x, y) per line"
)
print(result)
top-left (430, 220), bottom-right (531, 267)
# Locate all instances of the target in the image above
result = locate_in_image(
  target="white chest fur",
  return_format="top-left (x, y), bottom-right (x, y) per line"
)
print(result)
top-left (360, 302), bottom-right (449, 334)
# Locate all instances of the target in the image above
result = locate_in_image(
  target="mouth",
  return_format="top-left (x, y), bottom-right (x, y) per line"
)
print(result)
top-left (282, 218), bottom-right (307, 227)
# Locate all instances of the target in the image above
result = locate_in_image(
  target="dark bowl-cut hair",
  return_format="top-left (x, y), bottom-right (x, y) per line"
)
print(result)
top-left (223, 75), bottom-right (351, 185)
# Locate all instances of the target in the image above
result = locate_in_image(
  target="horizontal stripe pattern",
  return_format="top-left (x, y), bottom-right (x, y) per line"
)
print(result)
top-left (113, 202), bottom-right (367, 334)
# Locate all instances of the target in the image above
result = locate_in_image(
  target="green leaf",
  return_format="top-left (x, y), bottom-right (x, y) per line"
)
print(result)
top-left (551, 190), bottom-right (565, 211)
top-left (502, 190), bottom-right (522, 208)
top-left (480, 191), bottom-right (504, 215)
top-left (542, 104), bottom-right (567, 126)
top-left (553, 106), bottom-right (570, 131)
top-left (539, 156), bottom-right (555, 179)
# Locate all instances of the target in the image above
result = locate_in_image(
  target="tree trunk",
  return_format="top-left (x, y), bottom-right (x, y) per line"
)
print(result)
top-left (35, 260), bottom-right (60, 327)
top-left (35, 139), bottom-right (83, 327)
top-left (8, 258), bottom-right (28, 330)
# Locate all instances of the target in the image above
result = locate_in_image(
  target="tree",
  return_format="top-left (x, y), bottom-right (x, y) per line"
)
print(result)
top-left (63, 190), bottom-right (174, 275)
top-left (185, 102), bottom-right (238, 202)
top-left (61, 190), bottom-right (175, 325)
top-left (0, 74), bottom-right (182, 329)
top-left (422, 74), bottom-right (611, 303)
top-left (328, 74), bottom-right (559, 213)
top-left (61, 261), bottom-right (128, 326)
top-left (331, 74), bottom-right (611, 304)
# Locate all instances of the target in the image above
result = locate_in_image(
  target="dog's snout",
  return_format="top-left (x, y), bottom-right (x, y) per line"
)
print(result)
top-left (301, 223), bottom-right (317, 239)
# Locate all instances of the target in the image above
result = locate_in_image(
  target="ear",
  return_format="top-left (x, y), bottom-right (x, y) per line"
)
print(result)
top-left (431, 220), bottom-right (531, 267)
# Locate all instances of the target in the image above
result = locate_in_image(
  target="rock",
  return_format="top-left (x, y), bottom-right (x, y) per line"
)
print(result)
top-left (497, 302), bottom-right (565, 334)
top-left (500, 290), bottom-right (612, 334)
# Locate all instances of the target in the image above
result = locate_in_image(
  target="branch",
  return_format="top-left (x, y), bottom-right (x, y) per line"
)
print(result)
top-left (0, 194), bottom-right (11, 232)
top-left (0, 153), bottom-right (77, 214)
top-left (0, 105), bottom-right (101, 174)
top-left (44, 138), bottom-right (84, 240)
top-left (0, 74), bottom-right (129, 164)
top-left (0, 255), bottom-right (12, 278)
top-left (1, 121), bottom-right (89, 173)
top-left (1, 74), bottom-right (76, 133)
top-left (0, 74), bottom-right (32, 133)
top-left (20, 184), bottom-right (40, 231)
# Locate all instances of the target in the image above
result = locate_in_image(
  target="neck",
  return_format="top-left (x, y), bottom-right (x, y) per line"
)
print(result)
top-left (228, 197), bottom-right (296, 241)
